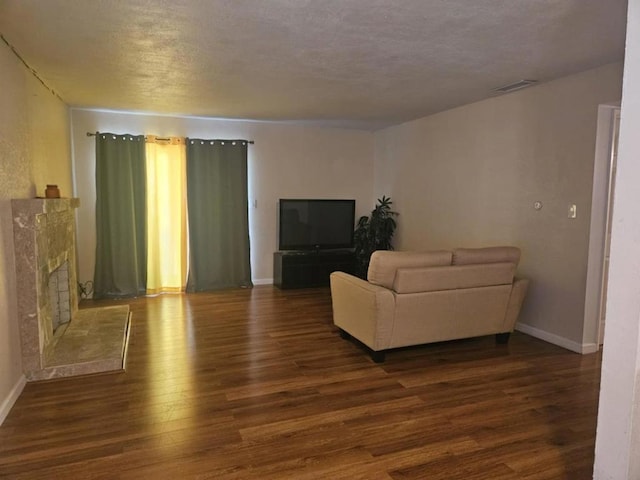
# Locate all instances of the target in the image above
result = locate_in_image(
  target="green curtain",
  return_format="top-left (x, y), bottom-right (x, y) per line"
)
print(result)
top-left (94, 133), bottom-right (147, 298)
top-left (186, 139), bottom-right (252, 291)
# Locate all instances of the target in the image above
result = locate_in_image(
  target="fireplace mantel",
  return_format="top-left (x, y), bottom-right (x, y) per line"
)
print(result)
top-left (12, 197), bottom-right (80, 216)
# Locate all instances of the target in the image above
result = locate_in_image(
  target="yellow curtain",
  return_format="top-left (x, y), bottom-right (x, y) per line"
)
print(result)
top-left (145, 135), bottom-right (188, 294)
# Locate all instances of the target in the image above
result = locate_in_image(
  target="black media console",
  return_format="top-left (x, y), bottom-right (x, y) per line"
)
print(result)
top-left (273, 250), bottom-right (357, 289)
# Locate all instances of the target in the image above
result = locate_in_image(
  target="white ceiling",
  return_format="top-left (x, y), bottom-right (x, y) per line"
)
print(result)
top-left (0, 0), bottom-right (628, 130)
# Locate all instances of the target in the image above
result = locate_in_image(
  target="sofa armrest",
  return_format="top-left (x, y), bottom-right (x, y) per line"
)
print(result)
top-left (330, 271), bottom-right (395, 351)
top-left (502, 277), bottom-right (530, 331)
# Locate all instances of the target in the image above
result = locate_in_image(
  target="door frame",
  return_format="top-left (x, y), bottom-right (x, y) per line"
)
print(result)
top-left (583, 103), bottom-right (620, 352)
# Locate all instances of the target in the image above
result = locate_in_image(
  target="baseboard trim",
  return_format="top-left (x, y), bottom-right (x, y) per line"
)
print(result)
top-left (253, 278), bottom-right (273, 285)
top-left (515, 323), bottom-right (597, 354)
top-left (0, 374), bottom-right (26, 426)
top-left (580, 343), bottom-right (599, 354)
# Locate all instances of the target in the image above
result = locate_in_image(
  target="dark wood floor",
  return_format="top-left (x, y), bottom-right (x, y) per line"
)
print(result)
top-left (0, 286), bottom-right (601, 479)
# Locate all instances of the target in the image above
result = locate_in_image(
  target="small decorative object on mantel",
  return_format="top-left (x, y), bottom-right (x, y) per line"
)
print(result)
top-left (45, 184), bottom-right (60, 198)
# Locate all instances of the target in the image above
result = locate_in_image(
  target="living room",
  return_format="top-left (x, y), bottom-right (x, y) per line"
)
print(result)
top-left (1, 1), bottom-right (640, 478)
top-left (69, 62), bottom-right (623, 351)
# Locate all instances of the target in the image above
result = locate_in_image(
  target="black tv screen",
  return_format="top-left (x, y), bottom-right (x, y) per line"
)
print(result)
top-left (279, 199), bottom-right (356, 251)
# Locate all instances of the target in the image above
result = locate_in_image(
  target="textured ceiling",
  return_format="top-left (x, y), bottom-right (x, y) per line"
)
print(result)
top-left (0, 0), bottom-right (628, 130)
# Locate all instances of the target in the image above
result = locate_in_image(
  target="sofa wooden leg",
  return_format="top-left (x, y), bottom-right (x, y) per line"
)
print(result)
top-left (495, 332), bottom-right (511, 344)
top-left (338, 329), bottom-right (351, 340)
top-left (370, 350), bottom-right (386, 363)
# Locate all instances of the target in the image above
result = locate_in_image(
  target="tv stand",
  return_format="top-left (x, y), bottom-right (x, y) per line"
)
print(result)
top-left (273, 250), bottom-right (356, 289)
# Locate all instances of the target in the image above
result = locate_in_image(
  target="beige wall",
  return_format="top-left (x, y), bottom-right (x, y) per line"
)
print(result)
top-left (374, 62), bottom-right (623, 351)
top-left (70, 109), bottom-right (374, 286)
top-left (0, 41), bottom-right (72, 421)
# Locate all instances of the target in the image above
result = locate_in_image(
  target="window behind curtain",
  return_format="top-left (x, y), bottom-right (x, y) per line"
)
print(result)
top-left (145, 136), bottom-right (188, 294)
top-left (94, 134), bottom-right (251, 296)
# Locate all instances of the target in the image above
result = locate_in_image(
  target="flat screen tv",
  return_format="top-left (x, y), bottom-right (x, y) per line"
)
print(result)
top-left (278, 199), bottom-right (356, 251)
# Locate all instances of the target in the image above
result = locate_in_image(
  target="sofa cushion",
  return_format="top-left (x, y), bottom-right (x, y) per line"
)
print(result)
top-left (392, 262), bottom-right (516, 294)
top-left (368, 250), bottom-right (452, 289)
top-left (390, 285), bottom-right (513, 347)
top-left (452, 246), bottom-right (521, 266)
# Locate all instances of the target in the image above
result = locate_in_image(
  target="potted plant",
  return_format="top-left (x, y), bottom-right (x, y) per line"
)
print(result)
top-left (353, 195), bottom-right (398, 278)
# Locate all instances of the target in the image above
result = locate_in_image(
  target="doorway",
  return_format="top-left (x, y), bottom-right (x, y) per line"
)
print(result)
top-left (597, 109), bottom-right (620, 345)
top-left (584, 104), bottom-right (620, 351)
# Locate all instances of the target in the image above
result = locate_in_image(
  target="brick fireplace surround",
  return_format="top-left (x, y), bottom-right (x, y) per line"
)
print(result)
top-left (12, 198), bottom-right (130, 381)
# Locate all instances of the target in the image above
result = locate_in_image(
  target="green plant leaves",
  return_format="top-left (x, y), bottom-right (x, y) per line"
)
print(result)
top-left (353, 196), bottom-right (398, 278)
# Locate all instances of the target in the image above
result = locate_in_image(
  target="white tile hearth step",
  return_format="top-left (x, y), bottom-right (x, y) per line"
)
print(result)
top-left (29, 305), bottom-right (131, 381)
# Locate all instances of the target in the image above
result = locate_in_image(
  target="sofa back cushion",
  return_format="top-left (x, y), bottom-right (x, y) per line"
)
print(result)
top-left (452, 246), bottom-right (521, 266)
top-left (392, 262), bottom-right (516, 294)
top-left (368, 250), bottom-right (452, 289)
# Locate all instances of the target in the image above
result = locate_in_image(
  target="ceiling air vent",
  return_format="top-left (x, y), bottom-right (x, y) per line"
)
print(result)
top-left (491, 79), bottom-right (538, 95)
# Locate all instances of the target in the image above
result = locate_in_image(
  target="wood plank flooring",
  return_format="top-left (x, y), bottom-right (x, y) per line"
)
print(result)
top-left (0, 286), bottom-right (601, 479)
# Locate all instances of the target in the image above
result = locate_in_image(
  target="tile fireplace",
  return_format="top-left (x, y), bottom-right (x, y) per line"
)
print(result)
top-left (12, 198), bottom-right (130, 381)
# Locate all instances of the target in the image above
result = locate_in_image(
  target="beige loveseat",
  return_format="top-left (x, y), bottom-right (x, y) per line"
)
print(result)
top-left (330, 246), bottom-right (529, 362)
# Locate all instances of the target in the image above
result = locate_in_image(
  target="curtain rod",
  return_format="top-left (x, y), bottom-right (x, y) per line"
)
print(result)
top-left (86, 131), bottom-right (254, 144)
